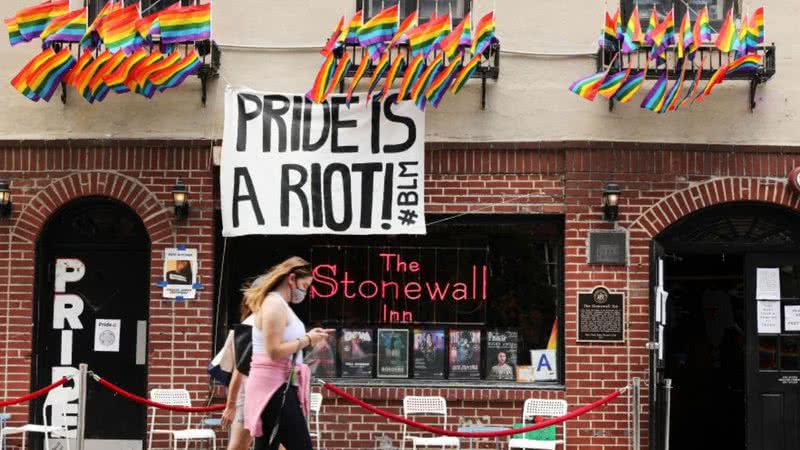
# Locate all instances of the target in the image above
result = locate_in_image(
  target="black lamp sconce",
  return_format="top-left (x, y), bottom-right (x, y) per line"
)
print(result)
top-left (172, 180), bottom-right (190, 220)
top-left (603, 182), bottom-right (621, 222)
top-left (0, 179), bottom-right (11, 218)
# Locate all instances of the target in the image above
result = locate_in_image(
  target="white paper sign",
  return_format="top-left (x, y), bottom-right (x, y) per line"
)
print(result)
top-left (785, 305), bottom-right (800, 332)
top-left (529, 349), bottom-right (558, 381)
top-left (221, 88), bottom-right (426, 236)
top-left (94, 319), bottom-right (121, 352)
top-left (757, 301), bottom-right (781, 334)
top-left (163, 248), bottom-right (198, 299)
top-left (756, 268), bottom-right (781, 300)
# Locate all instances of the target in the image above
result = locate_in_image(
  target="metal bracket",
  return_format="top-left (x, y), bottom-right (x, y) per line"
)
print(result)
top-left (645, 341), bottom-right (660, 350)
top-left (61, 81), bottom-right (68, 104)
top-left (196, 40), bottom-right (220, 106)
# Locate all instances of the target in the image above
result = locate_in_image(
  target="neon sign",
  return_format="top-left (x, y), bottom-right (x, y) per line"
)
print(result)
top-left (311, 252), bottom-right (488, 323)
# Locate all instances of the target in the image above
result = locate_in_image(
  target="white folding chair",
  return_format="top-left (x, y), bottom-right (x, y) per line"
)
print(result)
top-left (147, 388), bottom-right (216, 450)
top-left (508, 399), bottom-right (568, 450)
top-left (0, 402), bottom-right (71, 450)
top-left (401, 396), bottom-right (460, 450)
top-left (308, 393), bottom-right (323, 449)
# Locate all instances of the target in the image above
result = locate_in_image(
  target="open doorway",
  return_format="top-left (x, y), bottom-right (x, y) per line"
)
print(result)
top-left (663, 253), bottom-right (746, 450)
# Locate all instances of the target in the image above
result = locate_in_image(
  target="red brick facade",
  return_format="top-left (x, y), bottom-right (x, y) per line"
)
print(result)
top-left (1, 142), bottom-right (800, 450)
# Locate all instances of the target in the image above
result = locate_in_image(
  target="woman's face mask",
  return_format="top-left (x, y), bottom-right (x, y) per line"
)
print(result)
top-left (290, 287), bottom-right (307, 304)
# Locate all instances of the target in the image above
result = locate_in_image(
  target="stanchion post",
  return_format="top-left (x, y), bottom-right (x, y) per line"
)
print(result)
top-left (632, 377), bottom-right (640, 450)
top-left (77, 364), bottom-right (88, 450)
top-left (663, 379), bottom-right (672, 450)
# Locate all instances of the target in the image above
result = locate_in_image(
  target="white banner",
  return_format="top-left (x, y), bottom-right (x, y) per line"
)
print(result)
top-left (221, 87), bottom-right (426, 235)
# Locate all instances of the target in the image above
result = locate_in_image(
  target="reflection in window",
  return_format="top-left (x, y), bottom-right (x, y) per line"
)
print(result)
top-left (759, 336), bottom-right (777, 370)
top-left (781, 337), bottom-right (799, 371)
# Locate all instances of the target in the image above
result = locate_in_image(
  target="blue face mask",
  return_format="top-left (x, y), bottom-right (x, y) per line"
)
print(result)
top-left (290, 287), bottom-right (307, 304)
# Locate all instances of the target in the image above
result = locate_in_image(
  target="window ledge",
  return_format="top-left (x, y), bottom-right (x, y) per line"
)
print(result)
top-left (316, 378), bottom-right (565, 391)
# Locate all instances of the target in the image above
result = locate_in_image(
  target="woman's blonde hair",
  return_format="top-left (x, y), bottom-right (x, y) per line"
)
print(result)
top-left (243, 256), bottom-right (312, 313)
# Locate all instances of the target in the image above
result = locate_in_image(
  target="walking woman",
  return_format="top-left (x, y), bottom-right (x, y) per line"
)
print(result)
top-left (243, 257), bottom-right (331, 450)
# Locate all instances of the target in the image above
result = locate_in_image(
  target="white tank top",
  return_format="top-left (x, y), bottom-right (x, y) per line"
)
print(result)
top-left (252, 292), bottom-right (306, 363)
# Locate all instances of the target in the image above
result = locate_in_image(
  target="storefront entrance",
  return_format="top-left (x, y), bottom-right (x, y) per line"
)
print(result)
top-left (33, 197), bottom-right (150, 450)
top-left (650, 202), bottom-right (800, 450)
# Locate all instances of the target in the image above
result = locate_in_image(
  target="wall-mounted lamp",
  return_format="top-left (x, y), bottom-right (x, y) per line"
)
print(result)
top-left (172, 180), bottom-right (190, 220)
top-left (0, 179), bottom-right (11, 218)
top-left (602, 182), bottom-right (621, 222)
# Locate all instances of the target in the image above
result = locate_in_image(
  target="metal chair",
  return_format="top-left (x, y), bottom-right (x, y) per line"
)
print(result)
top-left (0, 402), bottom-right (71, 450)
top-left (308, 392), bottom-right (323, 449)
top-left (0, 413), bottom-right (10, 450)
top-left (147, 388), bottom-right (216, 450)
top-left (508, 399), bottom-right (568, 450)
top-left (401, 396), bottom-right (460, 450)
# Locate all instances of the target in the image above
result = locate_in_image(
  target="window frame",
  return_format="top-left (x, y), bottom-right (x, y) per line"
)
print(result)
top-left (356, 0), bottom-right (472, 24)
top-left (87, 0), bottom-right (192, 21)
top-left (620, 0), bottom-right (740, 33)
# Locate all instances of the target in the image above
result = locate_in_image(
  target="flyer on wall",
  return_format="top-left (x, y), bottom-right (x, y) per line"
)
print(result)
top-left (305, 333), bottom-right (337, 378)
top-left (340, 328), bottom-right (374, 377)
top-left (377, 329), bottom-right (409, 378)
top-left (413, 329), bottom-right (445, 379)
top-left (162, 247), bottom-right (198, 299)
top-left (449, 329), bottom-right (482, 379)
top-left (486, 330), bottom-right (518, 381)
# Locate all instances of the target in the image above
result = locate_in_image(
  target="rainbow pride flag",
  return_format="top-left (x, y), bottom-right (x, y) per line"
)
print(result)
top-left (152, 50), bottom-right (202, 92)
top-left (64, 51), bottom-right (93, 86)
top-left (751, 7), bottom-right (764, 44)
top-left (661, 59), bottom-right (687, 112)
top-left (74, 51), bottom-right (113, 102)
top-left (641, 71), bottom-right (667, 111)
top-left (126, 51), bottom-right (164, 93)
top-left (613, 66), bottom-right (647, 103)
top-left (160, 3), bottom-right (211, 44)
top-left (425, 57), bottom-right (460, 108)
top-left (622, 6), bottom-right (642, 53)
top-left (546, 319), bottom-right (558, 351)
top-left (80, 0), bottom-right (115, 50)
top-left (397, 53), bottom-right (425, 102)
top-left (409, 13), bottom-right (450, 58)
top-left (381, 54), bottom-right (405, 101)
top-left (99, 4), bottom-right (140, 54)
top-left (692, 6), bottom-right (711, 53)
top-left (643, 6), bottom-right (658, 45)
top-left (715, 8), bottom-right (736, 52)
top-left (389, 10), bottom-right (417, 47)
top-left (5, 17), bottom-right (26, 46)
top-left (411, 54), bottom-right (443, 109)
top-left (459, 13), bottom-right (472, 48)
top-left (346, 54), bottom-right (370, 106)
top-left (324, 51), bottom-right (352, 98)
top-left (451, 54), bottom-right (480, 95)
top-left (87, 51), bottom-right (126, 102)
top-left (694, 63), bottom-right (729, 103)
top-left (26, 48), bottom-right (74, 102)
top-left (41, 8), bottom-right (86, 43)
top-left (598, 67), bottom-right (631, 99)
top-left (321, 16), bottom-right (344, 57)
top-left (14, 0), bottom-right (68, 41)
top-left (677, 12), bottom-right (691, 59)
top-left (471, 11), bottom-right (495, 56)
top-left (439, 16), bottom-right (467, 62)
top-left (343, 10), bottom-right (363, 45)
top-left (679, 55), bottom-right (705, 108)
top-left (726, 54), bottom-right (761, 76)
top-left (357, 5), bottom-right (398, 49)
top-left (306, 52), bottom-right (337, 103)
top-left (366, 52), bottom-right (391, 100)
top-left (598, 10), bottom-right (618, 49)
top-left (569, 53), bottom-right (617, 102)
top-left (649, 9), bottom-right (674, 60)
top-left (136, 52), bottom-right (182, 97)
top-left (11, 48), bottom-right (55, 101)
top-left (135, 3), bottom-right (179, 40)
top-left (104, 48), bottom-right (148, 93)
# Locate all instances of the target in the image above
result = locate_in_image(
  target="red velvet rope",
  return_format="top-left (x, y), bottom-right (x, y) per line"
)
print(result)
top-left (324, 382), bottom-right (623, 438)
top-left (94, 377), bottom-right (226, 412)
top-left (0, 377), bottom-right (69, 407)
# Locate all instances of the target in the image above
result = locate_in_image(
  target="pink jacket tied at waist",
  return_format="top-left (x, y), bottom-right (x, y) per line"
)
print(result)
top-left (244, 354), bottom-right (310, 437)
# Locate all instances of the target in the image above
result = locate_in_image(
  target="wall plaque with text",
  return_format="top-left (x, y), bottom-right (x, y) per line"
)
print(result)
top-left (577, 287), bottom-right (624, 342)
top-left (587, 231), bottom-right (627, 265)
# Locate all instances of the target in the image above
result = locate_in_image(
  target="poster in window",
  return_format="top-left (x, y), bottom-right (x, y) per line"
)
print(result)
top-left (486, 330), bottom-right (518, 381)
top-left (340, 328), bottom-right (374, 377)
top-left (448, 329), bottom-right (481, 379)
top-left (377, 329), bottom-right (409, 378)
top-left (305, 332), bottom-right (337, 378)
top-left (413, 329), bottom-right (445, 379)
top-left (162, 247), bottom-right (198, 299)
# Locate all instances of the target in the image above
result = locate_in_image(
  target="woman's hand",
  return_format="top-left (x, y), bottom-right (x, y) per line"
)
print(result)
top-left (220, 404), bottom-right (236, 428)
top-left (306, 328), bottom-right (332, 346)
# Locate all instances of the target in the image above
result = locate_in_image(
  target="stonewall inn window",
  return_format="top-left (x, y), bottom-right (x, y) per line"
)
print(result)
top-left (359, 0), bottom-right (470, 22)
top-left (219, 215), bottom-right (564, 385)
top-left (622, 0), bottom-right (739, 28)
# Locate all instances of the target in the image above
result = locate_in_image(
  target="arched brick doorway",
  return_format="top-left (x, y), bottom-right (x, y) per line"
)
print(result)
top-left (649, 201), bottom-right (800, 450)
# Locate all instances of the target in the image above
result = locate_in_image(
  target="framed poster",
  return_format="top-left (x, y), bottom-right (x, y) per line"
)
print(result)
top-left (448, 329), bottom-right (481, 379)
top-left (377, 329), bottom-right (409, 378)
top-left (486, 330), bottom-right (518, 381)
top-left (577, 287), bottom-right (624, 342)
top-left (413, 329), bottom-right (445, 379)
top-left (162, 247), bottom-right (198, 299)
top-left (340, 328), bottom-right (374, 377)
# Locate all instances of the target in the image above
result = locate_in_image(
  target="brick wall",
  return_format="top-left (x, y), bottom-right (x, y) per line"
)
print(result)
top-left (2, 142), bottom-right (800, 450)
